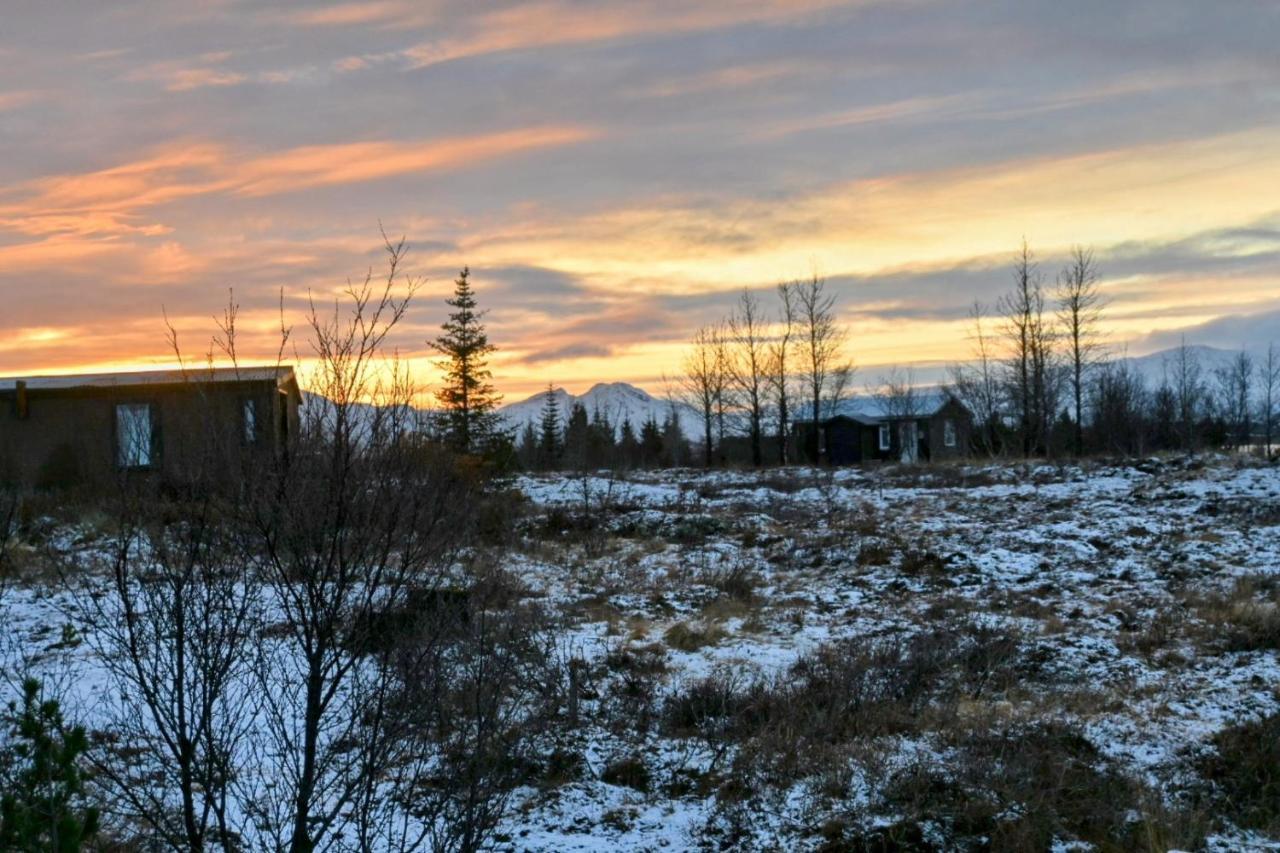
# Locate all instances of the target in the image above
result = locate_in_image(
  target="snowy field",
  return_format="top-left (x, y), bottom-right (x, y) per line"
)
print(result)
top-left (4, 456), bottom-right (1280, 850)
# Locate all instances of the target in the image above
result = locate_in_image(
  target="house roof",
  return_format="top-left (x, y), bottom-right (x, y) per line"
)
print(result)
top-left (0, 366), bottom-right (297, 393)
top-left (795, 390), bottom-right (958, 425)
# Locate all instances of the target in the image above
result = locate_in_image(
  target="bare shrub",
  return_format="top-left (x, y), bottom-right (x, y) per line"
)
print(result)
top-left (1199, 712), bottom-right (1280, 834)
top-left (663, 621), bottom-right (727, 652)
top-left (1190, 575), bottom-right (1280, 652)
top-left (601, 755), bottom-right (651, 793)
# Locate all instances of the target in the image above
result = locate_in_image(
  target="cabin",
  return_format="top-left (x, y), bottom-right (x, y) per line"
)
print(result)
top-left (793, 391), bottom-right (973, 465)
top-left (0, 367), bottom-right (301, 489)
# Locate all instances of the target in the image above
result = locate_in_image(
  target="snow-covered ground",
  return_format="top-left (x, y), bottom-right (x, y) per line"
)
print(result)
top-left (3, 456), bottom-right (1279, 850)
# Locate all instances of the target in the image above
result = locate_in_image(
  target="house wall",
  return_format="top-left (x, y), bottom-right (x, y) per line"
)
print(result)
top-left (0, 379), bottom-right (295, 489)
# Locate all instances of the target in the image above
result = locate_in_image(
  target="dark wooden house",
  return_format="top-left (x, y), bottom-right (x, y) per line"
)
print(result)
top-left (794, 391), bottom-right (973, 465)
top-left (0, 367), bottom-right (301, 489)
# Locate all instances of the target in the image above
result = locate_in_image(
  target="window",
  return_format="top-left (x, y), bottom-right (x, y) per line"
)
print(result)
top-left (943, 418), bottom-right (957, 448)
top-left (243, 398), bottom-right (259, 445)
top-left (116, 403), bottom-right (155, 469)
top-left (878, 423), bottom-right (891, 451)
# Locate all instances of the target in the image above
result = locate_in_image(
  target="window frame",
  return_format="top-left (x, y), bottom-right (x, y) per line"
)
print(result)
top-left (114, 401), bottom-right (159, 471)
top-left (943, 418), bottom-right (957, 448)
top-left (242, 397), bottom-right (260, 446)
top-left (877, 422), bottom-right (891, 451)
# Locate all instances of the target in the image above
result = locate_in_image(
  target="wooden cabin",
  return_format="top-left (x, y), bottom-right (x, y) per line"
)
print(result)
top-left (793, 391), bottom-right (973, 465)
top-left (0, 367), bottom-right (300, 489)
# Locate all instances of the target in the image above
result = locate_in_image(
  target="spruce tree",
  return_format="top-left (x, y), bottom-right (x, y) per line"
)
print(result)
top-left (431, 267), bottom-right (503, 455)
top-left (618, 419), bottom-right (640, 469)
top-left (562, 402), bottom-right (590, 471)
top-left (537, 385), bottom-right (562, 470)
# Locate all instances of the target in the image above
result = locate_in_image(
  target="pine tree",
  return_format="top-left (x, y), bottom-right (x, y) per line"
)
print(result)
top-left (0, 678), bottom-right (100, 851)
top-left (587, 407), bottom-right (615, 469)
top-left (431, 267), bottom-right (503, 455)
top-left (618, 419), bottom-right (639, 469)
top-left (537, 385), bottom-right (562, 470)
top-left (517, 422), bottom-right (538, 470)
top-left (562, 402), bottom-right (590, 471)
top-left (639, 417), bottom-right (663, 468)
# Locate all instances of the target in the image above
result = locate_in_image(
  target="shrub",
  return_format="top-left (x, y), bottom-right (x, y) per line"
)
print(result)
top-left (601, 755), bottom-right (650, 792)
top-left (664, 621), bottom-right (727, 652)
top-left (1200, 713), bottom-right (1280, 833)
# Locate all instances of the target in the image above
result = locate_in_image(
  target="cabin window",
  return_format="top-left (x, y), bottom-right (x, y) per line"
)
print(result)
top-left (943, 418), bottom-right (957, 448)
top-left (116, 403), bottom-right (155, 469)
top-left (878, 423), bottom-right (891, 451)
top-left (243, 398), bottom-right (259, 445)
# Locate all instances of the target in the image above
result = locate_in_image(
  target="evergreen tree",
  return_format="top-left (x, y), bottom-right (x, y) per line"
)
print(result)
top-left (662, 410), bottom-right (689, 467)
top-left (639, 417), bottom-right (664, 468)
top-left (562, 402), bottom-right (590, 471)
top-left (618, 419), bottom-right (640, 470)
top-left (431, 267), bottom-right (503, 455)
top-left (537, 385), bottom-right (562, 470)
top-left (587, 407), bottom-right (616, 469)
top-left (0, 679), bottom-right (99, 851)
top-left (517, 422), bottom-right (538, 470)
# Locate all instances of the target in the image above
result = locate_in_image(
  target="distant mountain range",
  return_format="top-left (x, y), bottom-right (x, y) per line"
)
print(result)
top-left (497, 382), bottom-right (703, 438)
top-left (299, 344), bottom-right (1268, 438)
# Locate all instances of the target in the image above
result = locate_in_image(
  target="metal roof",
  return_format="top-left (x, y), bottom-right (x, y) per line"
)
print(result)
top-left (794, 390), bottom-right (957, 425)
top-left (0, 366), bottom-right (296, 392)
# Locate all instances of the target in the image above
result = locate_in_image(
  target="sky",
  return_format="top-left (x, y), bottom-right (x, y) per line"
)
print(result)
top-left (1, 0), bottom-right (1278, 401)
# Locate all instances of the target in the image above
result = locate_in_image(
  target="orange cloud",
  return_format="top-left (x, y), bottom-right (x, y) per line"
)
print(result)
top-left (0, 126), bottom-right (596, 239)
top-left (399, 0), bottom-right (858, 69)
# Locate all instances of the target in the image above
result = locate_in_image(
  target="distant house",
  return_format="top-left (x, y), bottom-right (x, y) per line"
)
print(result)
top-left (793, 391), bottom-right (973, 465)
top-left (0, 367), bottom-right (301, 489)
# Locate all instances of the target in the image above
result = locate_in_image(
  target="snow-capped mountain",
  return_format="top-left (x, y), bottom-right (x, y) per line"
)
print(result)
top-left (498, 382), bottom-right (702, 438)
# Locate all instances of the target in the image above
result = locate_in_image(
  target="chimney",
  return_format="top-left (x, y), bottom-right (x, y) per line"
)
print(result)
top-left (15, 380), bottom-right (28, 420)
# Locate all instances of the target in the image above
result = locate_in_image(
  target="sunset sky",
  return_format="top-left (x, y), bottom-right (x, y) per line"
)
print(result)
top-left (2, 0), bottom-right (1278, 400)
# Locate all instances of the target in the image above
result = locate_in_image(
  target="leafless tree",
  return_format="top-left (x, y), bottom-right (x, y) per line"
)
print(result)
top-left (797, 273), bottom-right (853, 457)
top-left (1055, 246), bottom-right (1106, 456)
top-left (999, 241), bottom-right (1056, 456)
top-left (1260, 343), bottom-right (1279, 455)
top-left (947, 302), bottom-right (1003, 457)
top-left (1215, 349), bottom-right (1254, 450)
top-left (75, 489), bottom-right (259, 851)
top-left (767, 281), bottom-right (798, 464)
top-left (237, 239), bottom-right (483, 852)
top-left (683, 325), bottom-right (722, 468)
top-left (727, 289), bottom-right (769, 467)
top-left (712, 322), bottom-right (733, 455)
top-left (1168, 337), bottom-right (1205, 452)
top-left (1091, 355), bottom-right (1149, 456)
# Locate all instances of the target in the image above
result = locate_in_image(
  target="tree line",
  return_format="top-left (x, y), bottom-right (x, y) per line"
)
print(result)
top-left (949, 241), bottom-right (1280, 459)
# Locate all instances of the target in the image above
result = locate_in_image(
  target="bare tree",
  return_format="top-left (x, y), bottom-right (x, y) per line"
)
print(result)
top-left (1260, 343), bottom-right (1279, 455)
top-left (76, 490), bottom-right (259, 852)
top-left (1091, 355), bottom-right (1149, 456)
top-left (727, 289), bottom-right (769, 467)
top-left (240, 241), bottom-right (481, 852)
top-left (998, 241), bottom-right (1055, 457)
top-left (768, 281), bottom-right (798, 464)
top-left (797, 273), bottom-right (853, 460)
top-left (683, 326), bottom-right (722, 468)
top-left (1215, 349), bottom-right (1254, 450)
top-left (874, 367), bottom-right (920, 463)
top-left (1055, 246), bottom-right (1105, 456)
top-left (947, 301), bottom-right (1003, 457)
top-left (1168, 337), bottom-right (1205, 452)
top-left (711, 322), bottom-right (733, 456)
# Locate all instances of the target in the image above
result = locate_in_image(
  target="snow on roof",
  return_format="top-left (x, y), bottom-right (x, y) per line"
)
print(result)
top-left (0, 366), bottom-right (295, 392)
top-left (796, 390), bottom-right (956, 424)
